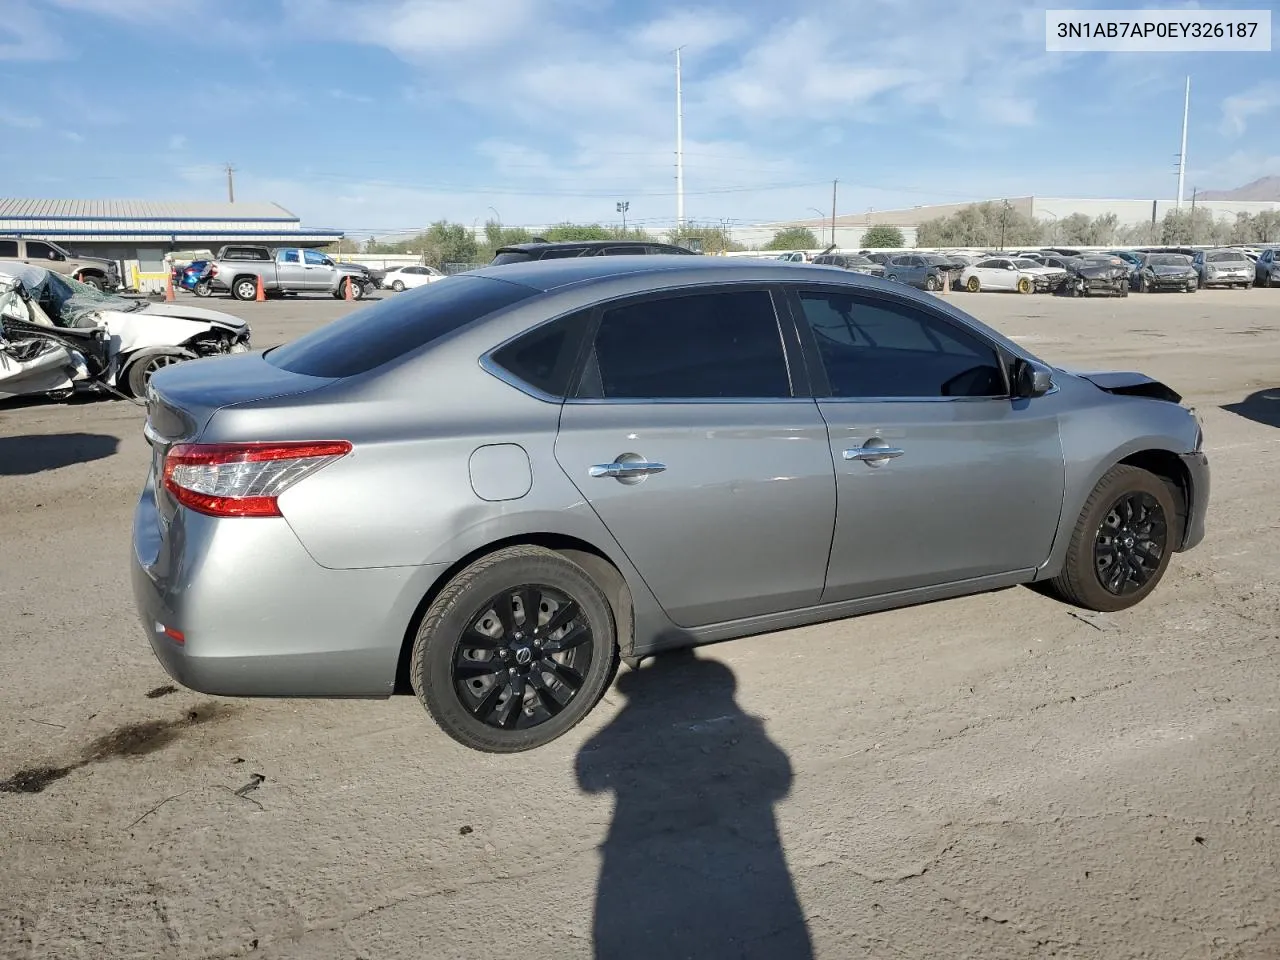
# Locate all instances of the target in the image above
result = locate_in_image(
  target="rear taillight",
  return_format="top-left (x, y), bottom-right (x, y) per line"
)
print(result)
top-left (162, 441), bottom-right (351, 517)
top-left (208, 265), bottom-right (218, 277)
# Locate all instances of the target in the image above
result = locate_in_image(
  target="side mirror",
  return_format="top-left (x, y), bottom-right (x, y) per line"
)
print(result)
top-left (1013, 359), bottom-right (1054, 399)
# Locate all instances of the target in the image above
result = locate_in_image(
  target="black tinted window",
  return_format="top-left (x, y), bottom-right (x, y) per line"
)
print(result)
top-left (491, 251), bottom-right (533, 265)
top-left (267, 276), bottom-right (537, 378)
top-left (489, 310), bottom-right (592, 398)
top-left (602, 246), bottom-right (646, 255)
top-left (578, 290), bottom-right (791, 399)
top-left (27, 241), bottom-right (62, 260)
top-left (798, 292), bottom-right (1004, 399)
top-left (538, 247), bottom-right (587, 259)
top-left (0, 240), bottom-right (17, 257)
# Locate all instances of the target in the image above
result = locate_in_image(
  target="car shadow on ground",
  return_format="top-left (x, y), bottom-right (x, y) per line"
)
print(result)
top-left (575, 650), bottom-right (814, 959)
top-left (0, 433), bottom-right (119, 475)
top-left (1222, 388), bottom-right (1280, 429)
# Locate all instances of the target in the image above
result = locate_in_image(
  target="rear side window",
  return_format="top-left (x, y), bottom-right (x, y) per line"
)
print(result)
top-left (0, 240), bottom-right (17, 257)
top-left (488, 310), bottom-right (592, 398)
top-left (538, 247), bottom-right (588, 260)
top-left (576, 290), bottom-right (791, 399)
top-left (267, 276), bottom-right (538, 378)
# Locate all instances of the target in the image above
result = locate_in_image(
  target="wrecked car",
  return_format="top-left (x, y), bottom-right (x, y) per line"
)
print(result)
top-left (0, 265), bottom-right (251, 402)
top-left (1043, 255), bottom-right (1130, 298)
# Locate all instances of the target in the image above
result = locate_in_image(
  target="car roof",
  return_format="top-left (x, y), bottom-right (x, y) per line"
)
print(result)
top-left (467, 253), bottom-right (917, 294)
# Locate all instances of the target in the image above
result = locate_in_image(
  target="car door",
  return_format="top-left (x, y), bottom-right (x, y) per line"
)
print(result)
top-left (787, 286), bottom-right (1065, 602)
top-left (303, 249), bottom-right (334, 289)
top-left (553, 286), bottom-right (837, 628)
top-left (276, 249), bottom-right (307, 289)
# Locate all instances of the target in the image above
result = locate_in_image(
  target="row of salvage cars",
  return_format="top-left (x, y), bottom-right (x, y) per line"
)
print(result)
top-left (815, 247), bottom-right (1267, 297)
top-left (1, 265), bottom-right (251, 402)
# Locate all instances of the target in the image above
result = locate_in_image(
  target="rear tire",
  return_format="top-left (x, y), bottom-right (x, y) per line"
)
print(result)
top-left (1044, 465), bottom-right (1176, 613)
top-left (232, 277), bottom-right (258, 301)
top-left (194, 279), bottom-right (213, 298)
top-left (410, 545), bottom-right (619, 753)
top-left (391, 279), bottom-right (405, 292)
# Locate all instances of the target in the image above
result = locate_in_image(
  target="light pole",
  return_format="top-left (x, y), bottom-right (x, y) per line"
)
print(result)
top-left (1040, 209), bottom-right (1059, 244)
top-left (808, 207), bottom-right (827, 247)
top-left (616, 200), bottom-right (630, 233)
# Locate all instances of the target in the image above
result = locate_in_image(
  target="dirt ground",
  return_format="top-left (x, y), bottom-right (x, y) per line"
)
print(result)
top-left (2, 286), bottom-right (1278, 960)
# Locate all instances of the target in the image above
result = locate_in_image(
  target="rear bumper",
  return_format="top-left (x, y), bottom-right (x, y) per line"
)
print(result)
top-left (1178, 451), bottom-right (1209, 551)
top-left (131, 475), bottom-right (445, 698)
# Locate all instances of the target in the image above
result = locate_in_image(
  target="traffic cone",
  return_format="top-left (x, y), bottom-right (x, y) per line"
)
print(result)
top-left (255, 274), bottom-right (266, 302)
top-left (165, 271), bottom-right (175, 302)
top-left (344, 275), bottom-right (353, 300)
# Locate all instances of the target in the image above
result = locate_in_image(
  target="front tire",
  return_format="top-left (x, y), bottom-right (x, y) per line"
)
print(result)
top-left (76, 274), bottom-right (105, 291)
top-left (411, 546), bottom-right (619, 753)
top-left (125, 352), bottom-right (186, 397)
top-left (1017, 276), bottom-right (1034, 295)
top-left (966, 276), bottom-right (980, 293)
top-left (925, 274), bottom-right (939, 292)
top-left (1045, 465), bottom-right (1176, 613)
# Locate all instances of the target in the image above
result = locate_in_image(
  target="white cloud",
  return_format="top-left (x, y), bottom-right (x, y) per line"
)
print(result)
top-left (0, 109), bottom-right (43, 129)
top-left (62, 131), bottom-right (85, 143)
top-left (1220, 87), bottom-right (1279, 138)
top-left (634, 10), bottom-right (749, 53)
top-left (0, 1), bottom-right (65, 60)
top-left (283, 0), bottom-right (545, 57)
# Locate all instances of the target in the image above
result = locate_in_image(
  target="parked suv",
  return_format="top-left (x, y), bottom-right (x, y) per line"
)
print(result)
top-left (490, 240), bottom-right (699, 265)
top-left (0, 236), bottom-right (120, 291)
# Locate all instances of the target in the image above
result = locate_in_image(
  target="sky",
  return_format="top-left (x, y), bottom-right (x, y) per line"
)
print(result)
top-left (1, 0), bottom-right (1278, 239)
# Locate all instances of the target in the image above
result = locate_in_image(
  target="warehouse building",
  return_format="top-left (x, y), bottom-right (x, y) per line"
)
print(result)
top-left (0, 199), bottom-right (343, 291)
top-left (748, 195), bottom-right (1280, 249)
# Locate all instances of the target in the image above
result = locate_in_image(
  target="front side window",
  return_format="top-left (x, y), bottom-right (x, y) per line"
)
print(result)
top-left (304, 250), bottom-right (328, 266)
top-left (797, 291), bottom-right (1005, 399)
top-left (26, 241), bottom-right (65, 261)
top-left (576, 290), bottom-right (791, 400)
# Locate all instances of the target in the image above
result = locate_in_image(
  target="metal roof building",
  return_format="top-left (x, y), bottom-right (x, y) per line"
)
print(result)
top-left (0, 197), bottom-right (342, 251)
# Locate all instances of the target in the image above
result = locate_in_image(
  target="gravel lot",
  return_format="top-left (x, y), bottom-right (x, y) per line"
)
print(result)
top-left (2, 287), bottom-right (1279, 960)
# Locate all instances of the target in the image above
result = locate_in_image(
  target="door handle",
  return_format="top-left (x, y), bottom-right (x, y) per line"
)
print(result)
top-left (843, 446), bottom-right (905, 462)
top-left (589, 461), bottom-right (667, 479)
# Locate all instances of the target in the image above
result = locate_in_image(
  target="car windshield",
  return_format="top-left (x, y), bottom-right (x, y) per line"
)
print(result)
top-left (845, 255), bottom-right (872, 265)
top-left (921, 255), bottom-right (949, 265)
top-left (1013, 259), bottom-right (1040, 268)
top-left (490, 251), bottom-right (533, 265)
top-left (1148, 254), bottom-right (1190, 266)
top-left (1207, 251), bottom-right (1246, 263)
top-left (36, 270), bottom-right (144, 323)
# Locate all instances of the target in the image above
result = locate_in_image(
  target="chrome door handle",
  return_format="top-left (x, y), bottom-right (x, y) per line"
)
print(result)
top-left (589, 461), bottom-right (667, 479)
top-left (843, 446), bottom-right (905, 462)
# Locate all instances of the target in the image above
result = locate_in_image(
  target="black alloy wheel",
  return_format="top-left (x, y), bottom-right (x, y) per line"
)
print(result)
top-left (1093, 491), bottom-right (1168, 597)
top-left (453, 584), bottom-right (594, 731)
top-left (411, 545), bottom-right (618, 752)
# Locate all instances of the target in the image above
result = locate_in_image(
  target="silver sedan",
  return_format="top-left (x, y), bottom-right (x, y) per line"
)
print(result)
top-left (132, 257), bottom-right (1209, 752)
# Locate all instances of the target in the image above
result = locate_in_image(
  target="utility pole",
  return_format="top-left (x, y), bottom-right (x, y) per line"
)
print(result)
top-left (999, 199), bottom-right (1011, 250)
top-left (616, 200), bottom-right (630, 233)
top-left (225, 163), bottom-right (236, 203)
top-left (830, 180), bottom-right (838, 247)
top-left (675, 46), bottom-right (685, 228)
top-left (1176, 75), bottom-right (1190, 211)
top-left (1189, 187), bottom-right (1197, 243)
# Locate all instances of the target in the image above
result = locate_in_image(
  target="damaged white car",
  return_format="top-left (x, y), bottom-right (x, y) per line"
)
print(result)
top-left (0, 265), bottom-right (250, 402)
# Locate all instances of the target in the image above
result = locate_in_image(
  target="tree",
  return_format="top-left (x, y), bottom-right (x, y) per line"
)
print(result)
top-left (665, 221), bottom-right (746, 254)
top-left (417, 220), bottom-right (479, 267)
top-left (915, 202), bottom-right (1045, 248)
top-left (860, 224), bottom-right (905, 248)
top-left (766, 226), bottom-right (819, 250)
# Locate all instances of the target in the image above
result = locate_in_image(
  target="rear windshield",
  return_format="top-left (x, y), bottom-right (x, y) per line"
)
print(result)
top-left (1207, 251), bottom-right (1247, 262)
top-left (266, 275), bottom-right (538, 378)
top-left (491, 251), bottom-right (533, 265)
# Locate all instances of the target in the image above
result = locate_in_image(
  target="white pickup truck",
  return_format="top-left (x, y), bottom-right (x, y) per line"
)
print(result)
top-left (206, 245), bottom-right (376, 301)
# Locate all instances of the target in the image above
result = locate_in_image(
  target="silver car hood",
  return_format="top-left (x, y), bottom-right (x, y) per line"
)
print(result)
top-left (135, 301), bottom-right (247, 330)
top-left (1061, 368), bottom-right (1182, 404)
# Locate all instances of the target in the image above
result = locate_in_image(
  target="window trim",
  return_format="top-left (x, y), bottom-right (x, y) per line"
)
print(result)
top-left (782, 283), bottom-right (1017, 403)
top-left (566, 282), bottom-right (810, 405)
top-left (479, 307), bottom-right (596, 404)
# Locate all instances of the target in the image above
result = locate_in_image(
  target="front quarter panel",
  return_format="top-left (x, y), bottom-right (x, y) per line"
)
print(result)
top-left (1039, 373), bottom-right (1201, 577)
